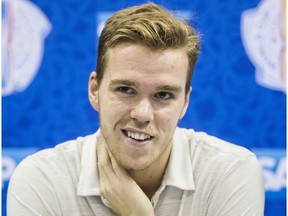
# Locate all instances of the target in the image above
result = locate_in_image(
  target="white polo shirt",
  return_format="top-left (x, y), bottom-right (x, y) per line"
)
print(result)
top-left (7, 128), bottom-right (265, 215)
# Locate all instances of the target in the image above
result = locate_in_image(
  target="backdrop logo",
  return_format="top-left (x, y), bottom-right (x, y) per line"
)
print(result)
top-left (241, 0), bottom-right (286, 93)
top-left (2, 0), bottom-right (52, 96)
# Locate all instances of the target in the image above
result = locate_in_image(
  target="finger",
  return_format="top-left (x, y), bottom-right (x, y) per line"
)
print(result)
top-left (96, 134), bottom-right (110, 168)
top-left (97, 134), bottom-right (116, 181)
top-left (97, 134), bottom-right (118, 199)
top-left (107, 149), bottom-right (126, 176)
top-left (98, 133), bottom-right (122, 175)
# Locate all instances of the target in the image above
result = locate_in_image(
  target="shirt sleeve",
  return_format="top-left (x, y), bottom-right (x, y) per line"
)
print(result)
top-left (7, 156), bottom-right (61, 216)
top-left (206, 155), bottom-right (265, 216)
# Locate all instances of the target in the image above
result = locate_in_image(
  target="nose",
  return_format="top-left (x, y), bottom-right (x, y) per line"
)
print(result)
top-left (130, 98), bottom-right (154, 123)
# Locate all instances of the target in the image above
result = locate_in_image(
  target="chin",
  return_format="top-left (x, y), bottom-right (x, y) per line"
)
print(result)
top-left (119, 159), bottom-right (152, 172)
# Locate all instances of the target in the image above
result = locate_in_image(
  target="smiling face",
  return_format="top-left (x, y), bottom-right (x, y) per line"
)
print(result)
top-left (89, 43), bottom-right (190, 172)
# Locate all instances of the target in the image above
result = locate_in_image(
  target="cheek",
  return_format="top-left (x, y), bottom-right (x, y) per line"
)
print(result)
top-left (165, 101), bottom-right (186, 120)
top-left (156, 105), bottom-right (183, 128)
top-left (99, 96), bottom-right (131, 122)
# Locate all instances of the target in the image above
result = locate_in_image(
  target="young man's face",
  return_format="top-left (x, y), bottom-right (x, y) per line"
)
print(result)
top-left (89, 43), bottom-right (190, 171)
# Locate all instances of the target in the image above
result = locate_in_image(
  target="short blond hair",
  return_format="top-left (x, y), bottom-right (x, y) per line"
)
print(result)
top-left (96, 3), bottom-right (200, 94)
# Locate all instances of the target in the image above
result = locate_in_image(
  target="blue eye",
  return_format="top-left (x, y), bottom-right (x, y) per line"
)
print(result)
top-left (155, 92), bottom-right (174, 100)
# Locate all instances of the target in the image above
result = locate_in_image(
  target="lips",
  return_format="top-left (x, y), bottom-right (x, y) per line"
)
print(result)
top-left (122, 129), bottom-right (153, 141)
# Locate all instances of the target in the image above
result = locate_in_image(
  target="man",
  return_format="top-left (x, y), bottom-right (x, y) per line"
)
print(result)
top-left (7, 3), bottom-right (265, 216)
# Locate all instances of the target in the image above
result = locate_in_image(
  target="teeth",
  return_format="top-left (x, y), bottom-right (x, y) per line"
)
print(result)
top-left (127, 131), bottom-right (151, 141)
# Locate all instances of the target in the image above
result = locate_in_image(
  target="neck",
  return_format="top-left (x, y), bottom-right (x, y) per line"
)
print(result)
top-left (127, 143), bottom-right (172, 200)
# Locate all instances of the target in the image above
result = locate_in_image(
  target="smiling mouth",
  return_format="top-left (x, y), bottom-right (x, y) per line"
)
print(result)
top-left (122, 130), bottom-right (154, 142)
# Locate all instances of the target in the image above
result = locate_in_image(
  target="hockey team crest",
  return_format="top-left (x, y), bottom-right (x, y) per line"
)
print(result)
top-left (241, 0), bottom-right (286, 93)
top-left (2, 0), bottom-right (52, 96)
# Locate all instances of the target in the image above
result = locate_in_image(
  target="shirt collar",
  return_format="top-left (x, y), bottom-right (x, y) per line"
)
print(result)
top-left (77, 127), bottom-right (195, 196)
top-left (77, 130), bottom-right (101, 196)
top-left (164, 127), bottom-right (195, 191)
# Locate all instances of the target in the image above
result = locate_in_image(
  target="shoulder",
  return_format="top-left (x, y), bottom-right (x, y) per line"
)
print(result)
top-left (7, 133), bottom-right (97, 215)
top-left (10, 133), bottom-right (96, 184)
top-left (173, 128), bottom-right (264, 214)
top-left (7, 133), bottom-right (98, 214)
top-left (174, 127), bottom-right (261, 179)
top-left (175, 127), bottom-right (255, 159)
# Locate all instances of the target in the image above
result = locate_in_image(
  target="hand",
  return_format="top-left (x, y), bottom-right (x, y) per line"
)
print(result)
top-left (96, 134), bottom-right (155, 216)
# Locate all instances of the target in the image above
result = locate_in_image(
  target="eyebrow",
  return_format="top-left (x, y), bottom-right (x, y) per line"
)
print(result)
top-left (110, 79), bottom-right (138, 87)
top-left (155, 85), bottom-right (182, 93)
top-left (109, 79), bottom-right (182, 93)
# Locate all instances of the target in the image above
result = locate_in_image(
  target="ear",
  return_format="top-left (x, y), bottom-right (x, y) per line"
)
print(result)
top-left (179, 86), bottom-right (192, 119)
top-left (88, 71), bottom-right (100, 111)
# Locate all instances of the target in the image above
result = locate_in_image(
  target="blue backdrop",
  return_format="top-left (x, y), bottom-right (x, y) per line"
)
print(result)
top-left (2, 0), bottom-right (286, 215)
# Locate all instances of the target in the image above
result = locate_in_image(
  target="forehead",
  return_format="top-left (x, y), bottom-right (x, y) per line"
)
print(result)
top-left (104, 43), bottom-right (189, 82)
